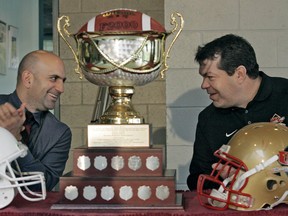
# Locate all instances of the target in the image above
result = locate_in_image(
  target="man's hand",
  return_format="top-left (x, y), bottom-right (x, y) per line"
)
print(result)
top-left (212, 163), bottom-right (236, 179)
top-left (0, 102), bottom-right (26, 140)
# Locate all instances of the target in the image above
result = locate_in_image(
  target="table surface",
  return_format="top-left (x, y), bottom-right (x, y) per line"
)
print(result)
top-left (1, 191), bottom-right (287, 216)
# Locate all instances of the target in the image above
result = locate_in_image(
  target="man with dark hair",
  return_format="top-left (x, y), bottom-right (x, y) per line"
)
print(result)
top-left (0, 50), bottom-right (71, 191)
top-left (187, 34), bottom-right (288, 190)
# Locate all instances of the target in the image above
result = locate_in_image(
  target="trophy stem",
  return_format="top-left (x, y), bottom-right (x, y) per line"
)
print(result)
top-left (99, 86), bottom-right (144, 124)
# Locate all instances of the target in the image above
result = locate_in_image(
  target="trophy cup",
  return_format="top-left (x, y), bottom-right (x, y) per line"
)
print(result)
top-left (53, 9), bottom-right (185, 209)
top-left (57, 8), bottom-right (183, 125)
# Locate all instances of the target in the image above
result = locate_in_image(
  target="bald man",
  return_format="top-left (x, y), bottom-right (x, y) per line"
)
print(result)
top-left (0, 50), bottom-right (71, 191)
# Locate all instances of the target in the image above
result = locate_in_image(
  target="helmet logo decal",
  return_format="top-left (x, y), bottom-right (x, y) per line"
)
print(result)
top-left (279, 151), bottom-right (288, 165)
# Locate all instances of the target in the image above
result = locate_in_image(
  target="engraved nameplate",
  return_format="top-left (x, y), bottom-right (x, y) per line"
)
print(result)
top-left (88, 124), bottom-right (151, 147)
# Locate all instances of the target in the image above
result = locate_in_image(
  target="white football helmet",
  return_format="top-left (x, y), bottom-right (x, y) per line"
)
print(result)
top-left (197, 122), bottom-right (288, 211)
top-left (0, 127), bottom-right (46, 209)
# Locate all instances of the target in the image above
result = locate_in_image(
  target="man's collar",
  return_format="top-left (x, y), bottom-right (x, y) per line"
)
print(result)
top-left (252, 71), bottom-right (272, 102)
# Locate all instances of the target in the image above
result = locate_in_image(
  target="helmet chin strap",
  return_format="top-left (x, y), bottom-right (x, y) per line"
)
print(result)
top-left (233, 155), bottom-right (279, 190)
top-left (208, 174), bottom-right (235, 207)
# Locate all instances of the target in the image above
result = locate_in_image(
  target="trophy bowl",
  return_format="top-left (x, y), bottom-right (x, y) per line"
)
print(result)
top-left (58, 8), bottom-right (183, 124)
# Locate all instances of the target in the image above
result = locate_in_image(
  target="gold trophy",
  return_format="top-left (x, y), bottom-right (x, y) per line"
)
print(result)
top-left (57, 8), bottom-right (183, 125)
top-left (53, 9), bottom-right (185, 209)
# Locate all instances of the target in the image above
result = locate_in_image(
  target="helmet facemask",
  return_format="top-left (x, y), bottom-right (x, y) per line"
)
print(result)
top-left (197, 146), bottom-right (253, 210)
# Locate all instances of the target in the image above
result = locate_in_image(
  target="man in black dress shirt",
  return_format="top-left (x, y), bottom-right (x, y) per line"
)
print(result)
top-left (187, 34), bottom-right (288, 190)
top-left (0, 50), bottom-right (71, 191)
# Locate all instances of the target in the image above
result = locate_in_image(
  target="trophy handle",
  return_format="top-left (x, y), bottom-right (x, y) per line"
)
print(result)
top-left (57, 15), bottom-right (83, 79)
top-left (160, 12), bottom-right (184, 78)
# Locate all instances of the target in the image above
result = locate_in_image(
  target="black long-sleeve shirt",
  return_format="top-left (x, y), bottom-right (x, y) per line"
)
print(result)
top-left (0, 91), bottom-right (71, 191)
top-left (187, 72), bottom-right (288, 190)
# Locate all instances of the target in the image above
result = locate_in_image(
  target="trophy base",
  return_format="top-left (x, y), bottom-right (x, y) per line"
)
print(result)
top-left (56, 170), bottom-right (177, 206)
top-left (51, 193), bottom-right (184, 210)
top-left (99, 86), bottom-right (144, 124)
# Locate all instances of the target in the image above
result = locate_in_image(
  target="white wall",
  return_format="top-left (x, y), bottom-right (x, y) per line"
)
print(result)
top-left (165, 0), bottom-right (288, 190)
top-left (0, 0), bottom-right (39, 94)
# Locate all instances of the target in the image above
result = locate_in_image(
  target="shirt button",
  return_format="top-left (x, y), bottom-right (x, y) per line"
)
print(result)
top-left (245, 110), bottom-right (249, 114)
top-left (248, 121), bottom-right (252, 124)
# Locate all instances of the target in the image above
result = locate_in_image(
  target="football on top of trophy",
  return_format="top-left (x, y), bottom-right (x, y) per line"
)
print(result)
top-left (77, 8), bottom-right (166, 34)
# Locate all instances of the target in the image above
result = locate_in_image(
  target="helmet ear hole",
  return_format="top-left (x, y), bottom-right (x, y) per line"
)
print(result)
top-left (267, 179), bottom-right (278, 191)
top-left (261, 203), bottom-right (271, 209)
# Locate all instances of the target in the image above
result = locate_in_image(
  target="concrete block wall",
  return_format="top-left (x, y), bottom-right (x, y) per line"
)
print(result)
top-left (165, 0), bottom-right (288, 190)
top-left (58, 0), bottom-right (166, 174)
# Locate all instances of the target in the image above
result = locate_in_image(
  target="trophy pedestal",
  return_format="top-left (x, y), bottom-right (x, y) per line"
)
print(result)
top-left (99, 86), bottom-right (144, 124)
top-left (53, 124), bottom-right (183, 210)
top-left (88, 124), bottom-right (151, 147)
